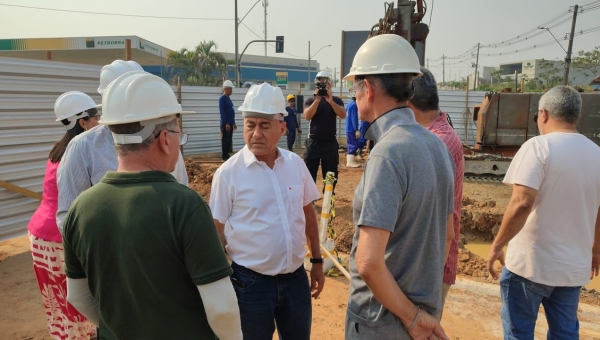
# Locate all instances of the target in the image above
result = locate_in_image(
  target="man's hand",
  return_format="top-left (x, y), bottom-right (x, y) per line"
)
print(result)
top-left (407, 310), bottom-right (449, 340)
top-left (297, 128), bottom-right (302, 133)
top-left (309, 264), bottom-right (325, 299)
top-left (233, 124), bottom-right (237, 132)
top-left (225, 124), bottom-right (231, 132)
top-left (592, 253), bottom-right (600, 280)
top-left (324, 89), bottom-right (335, 105)
top-left (486, 246), bottom-right (506, 280)
top-left (355, 130), bottom-right (360, 139)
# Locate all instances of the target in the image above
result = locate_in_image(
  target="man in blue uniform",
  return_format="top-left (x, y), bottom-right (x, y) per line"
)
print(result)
top-left (219, 80), bottom-right (236, 161)
top-left (284, 94), bottom-right (301, 151)
top-left (345, 97), bottom-right (360, 167)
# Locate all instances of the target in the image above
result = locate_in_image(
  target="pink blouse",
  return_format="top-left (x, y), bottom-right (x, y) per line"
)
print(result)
top-left (27, 159), bottom-right (62, 243)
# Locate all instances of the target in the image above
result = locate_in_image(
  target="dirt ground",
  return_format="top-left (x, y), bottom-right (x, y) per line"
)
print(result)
top-left (2, 154), bottom-right (600, 339)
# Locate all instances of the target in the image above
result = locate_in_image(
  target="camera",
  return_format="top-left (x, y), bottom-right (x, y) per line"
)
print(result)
top-left (315, 82), bottom-right (328, 97)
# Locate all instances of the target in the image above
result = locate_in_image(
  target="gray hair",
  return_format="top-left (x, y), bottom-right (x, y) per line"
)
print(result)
top-left (410, 68), bottom-right (439, 111)
top-left (539, 86), bottom-right (581, 124)
top-left (109, 117), bottom-right (179, 155)
top-left (357, 73), bottom-right (415, 102)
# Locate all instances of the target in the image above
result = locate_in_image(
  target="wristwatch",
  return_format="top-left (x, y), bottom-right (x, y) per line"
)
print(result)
top-left (309, 257), bottom-right (324, 264)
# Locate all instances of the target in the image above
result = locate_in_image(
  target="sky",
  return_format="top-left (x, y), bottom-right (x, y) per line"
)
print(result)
top-left (0, 0), bottom-right (599, 84)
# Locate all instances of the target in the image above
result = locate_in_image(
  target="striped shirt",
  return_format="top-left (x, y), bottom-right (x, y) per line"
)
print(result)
top-left (428, 112), bottom-right (465, 285)
top-left (56, 124), bottom-right (189, 233)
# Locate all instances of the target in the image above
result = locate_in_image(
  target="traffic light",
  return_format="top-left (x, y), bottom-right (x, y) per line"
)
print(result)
top-left (276, 36), bottom-right (284, 53)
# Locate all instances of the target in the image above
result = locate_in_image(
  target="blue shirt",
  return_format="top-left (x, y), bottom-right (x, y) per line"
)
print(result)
top-left (284, 107), bottom-right (298, 130)
top-left (345, 100), bottom-right (359, 133)
top-left (219, 94), bottom-right (236, 125)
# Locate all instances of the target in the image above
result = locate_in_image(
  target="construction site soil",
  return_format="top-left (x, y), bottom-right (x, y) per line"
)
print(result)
top-left (1, 154), bottom-right (599, 339)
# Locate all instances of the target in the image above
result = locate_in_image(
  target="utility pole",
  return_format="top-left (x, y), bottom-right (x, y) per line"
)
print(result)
top-left (263, 0), bottom-right (268, 57)
top-left (235, 0), bottom-right (240, 87)
top-left (307, 41), bottom-right (311, 87)
top-left (474, 43), bottom-right (480, 90)
top-left (426, 58), bottom-right (429, 69)
top-left (564, 4), bottom-right (578, 85)
top-left (442, 54), bottom-right (445, 84)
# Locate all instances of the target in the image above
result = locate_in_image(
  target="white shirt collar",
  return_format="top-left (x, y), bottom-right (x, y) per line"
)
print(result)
top-left (241, 145), bottom-right (284, 168)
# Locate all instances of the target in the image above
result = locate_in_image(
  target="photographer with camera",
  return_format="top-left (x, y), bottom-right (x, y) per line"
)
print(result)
top-left (303, 70), bottom-right (346, 190)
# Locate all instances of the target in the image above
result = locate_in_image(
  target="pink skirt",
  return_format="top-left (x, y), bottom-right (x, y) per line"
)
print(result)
top-left (29, 233), bottom-right (96, 340)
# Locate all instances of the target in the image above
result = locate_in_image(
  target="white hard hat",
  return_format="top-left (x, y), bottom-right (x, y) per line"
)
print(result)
top-left (100, 72), bottom-right (195, 144)
top-left (344, 34), bottom-right (422, 81)
top-left (315, 70), bottom-right (331, 82)
top-left (223, 80), bottom-right (234, 88)
top-left (54, 91), bottom-right (98, 130)
top-left (98, 60), bottom-right (144, 95)
top-left (238, 83), bottom-right (287, 119)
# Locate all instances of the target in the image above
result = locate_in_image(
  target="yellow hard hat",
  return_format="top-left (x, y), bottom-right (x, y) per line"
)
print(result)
top-left (287, 94), bottom-right (296, 101)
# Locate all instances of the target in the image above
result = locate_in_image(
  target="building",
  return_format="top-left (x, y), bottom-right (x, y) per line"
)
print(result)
top-left (0, 36), bottom-right (321, 88)
top-left (222, 52), bottom-right (319, 90)
top-left (498, 59), bottom-right (595, 86)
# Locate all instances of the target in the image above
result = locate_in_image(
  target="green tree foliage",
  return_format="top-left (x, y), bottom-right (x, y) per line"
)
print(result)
top-left (571, 46), bottom-right (600, 78)
top-left (536, 59), bottom-right (562, 88)
top-left (167, 40), bottom-right (230, 86)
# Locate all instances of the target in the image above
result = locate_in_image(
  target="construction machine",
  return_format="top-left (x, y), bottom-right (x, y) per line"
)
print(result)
top-left (368, 1), bottom-right (429, 66)
top-left (368, 3), bottom-right (600, 181)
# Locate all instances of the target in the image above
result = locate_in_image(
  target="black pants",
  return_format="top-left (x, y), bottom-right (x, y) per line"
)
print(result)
top-left (220, 124), bottom-right (234, 161)
top-left (303, 138), bottom-right (339, 190)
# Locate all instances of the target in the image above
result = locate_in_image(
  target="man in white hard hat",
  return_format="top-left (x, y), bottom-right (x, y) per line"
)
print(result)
top-left (62, 72), bottom-right (242, 340)
top-left (303, 70), bottom-right (346, 191)
top-left (210, 83), bottom-right (324, 340)
top-left (220, 79), bottom-right (237, 161)
top-left (56, 60), bottom-right (189, 233)
top-left (344, 34), bottom-right (453, 340)
top-left (487, 86), bottom-right (600, 339)
top-left (408, 68), bottom-right (464, 318)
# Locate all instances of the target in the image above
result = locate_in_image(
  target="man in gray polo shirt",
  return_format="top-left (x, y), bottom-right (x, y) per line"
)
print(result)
top-left (344, 34), bottom-right (454, 340)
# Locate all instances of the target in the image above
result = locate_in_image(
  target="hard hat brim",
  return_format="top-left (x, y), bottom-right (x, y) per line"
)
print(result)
top-left (99, 110), bottom-right (195, 125)
top-left (344, 68), bottom-right (423, 81)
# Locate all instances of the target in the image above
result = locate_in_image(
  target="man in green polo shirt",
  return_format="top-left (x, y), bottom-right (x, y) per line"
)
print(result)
top-left (62, 71), bottom-right (242, 340)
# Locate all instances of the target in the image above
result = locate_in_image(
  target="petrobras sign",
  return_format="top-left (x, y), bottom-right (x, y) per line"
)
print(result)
top-left (139, 39), bottom-right (160, 54)
top-left (86, 38), bottom-right (126, 49)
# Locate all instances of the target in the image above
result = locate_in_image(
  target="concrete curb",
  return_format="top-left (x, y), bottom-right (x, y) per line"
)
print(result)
top-left (454, 277), bottom-right (600, 332)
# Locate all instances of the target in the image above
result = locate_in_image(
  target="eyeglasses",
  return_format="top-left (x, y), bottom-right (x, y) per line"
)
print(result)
top-left (154, 129), bottom-right (189, 145)
top-left (349, 79), bottom-right (367, 97)
top-left (316, 77), bottom-right (330, 82)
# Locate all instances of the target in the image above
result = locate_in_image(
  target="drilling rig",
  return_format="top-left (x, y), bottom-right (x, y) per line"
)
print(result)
top-left (368, 1), bottom-right (430, 67)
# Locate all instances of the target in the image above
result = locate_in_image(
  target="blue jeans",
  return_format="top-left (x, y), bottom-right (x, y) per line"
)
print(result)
top-left (231, 262), bottom-right (312, 340)
top-left (500, 268), bottom-right (581, 340)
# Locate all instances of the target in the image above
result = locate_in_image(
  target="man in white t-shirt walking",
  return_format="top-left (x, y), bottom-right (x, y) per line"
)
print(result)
top-left (487, 86), bottom-right (600, 339)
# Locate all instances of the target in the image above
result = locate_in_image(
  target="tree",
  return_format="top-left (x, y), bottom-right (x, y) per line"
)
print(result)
top-left (490, 69), bottom-right (503, 85)
top-left (536, 59), bottom-right (562, 88)
top-left (196, 40), bottom-right (229, 86)
top-left (166, 48), bottom-right (199, 85)
top-left (166, 40), bottom-right (230, 86)
top-left (571, 46), bottom-right (600, 79)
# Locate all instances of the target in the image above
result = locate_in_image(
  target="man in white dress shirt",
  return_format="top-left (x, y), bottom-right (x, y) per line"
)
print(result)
top-left (210, 83), bottom-right (324, 340)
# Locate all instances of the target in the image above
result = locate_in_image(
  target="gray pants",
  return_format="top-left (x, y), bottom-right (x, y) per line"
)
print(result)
top-left (345, 315), bottom-right (410, 340)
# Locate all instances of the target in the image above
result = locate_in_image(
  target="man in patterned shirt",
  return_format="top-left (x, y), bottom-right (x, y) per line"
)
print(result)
top-left (408, 67), bottom-right (465, 316)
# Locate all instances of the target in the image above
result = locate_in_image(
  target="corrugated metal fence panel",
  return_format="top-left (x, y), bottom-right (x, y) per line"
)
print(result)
top-left (180, 87), bottom-right (314, 156)
top-left (0, 57), bottom-right (102, 241)
top-left (439, 91), bottom-right (486, 147)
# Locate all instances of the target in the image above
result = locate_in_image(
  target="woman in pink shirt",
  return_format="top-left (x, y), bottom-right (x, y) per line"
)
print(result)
top-left (27, 91), bottom-right (100, 340)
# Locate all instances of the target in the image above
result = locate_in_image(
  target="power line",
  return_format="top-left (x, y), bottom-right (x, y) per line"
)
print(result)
top-left (431, 2), bottom-right (600, 62)
top-left (0, 3), bottom-right (232, 20)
